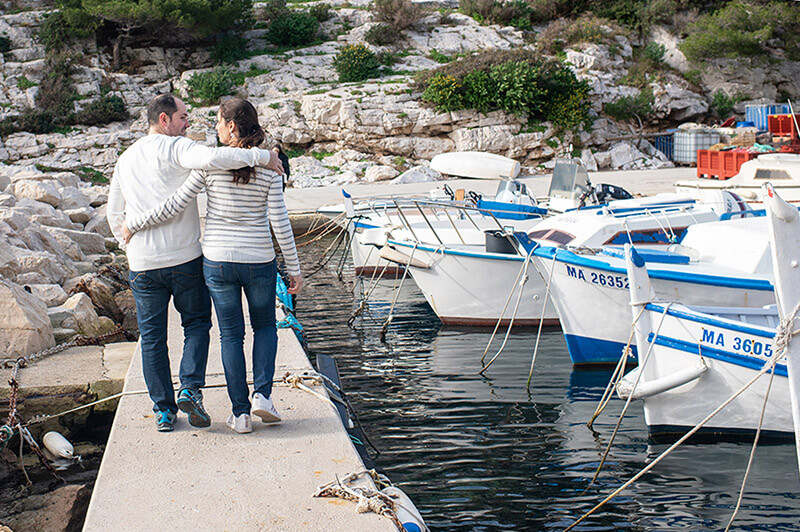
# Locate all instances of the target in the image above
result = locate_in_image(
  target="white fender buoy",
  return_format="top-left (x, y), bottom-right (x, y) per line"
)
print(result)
top-left (381, 486), bottom-right (429, 532)
top-left (616, 362), bottom-right (707, 400)
top-left (43, 431), bottom-right (74, 459)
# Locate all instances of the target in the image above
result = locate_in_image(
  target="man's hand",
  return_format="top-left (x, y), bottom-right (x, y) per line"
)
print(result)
top-left (122, 225), bottom-right (133, 244)
top-left (287, 274), bottom-right (303, 295)
top-left (266, 150), bottom-right (285, 175)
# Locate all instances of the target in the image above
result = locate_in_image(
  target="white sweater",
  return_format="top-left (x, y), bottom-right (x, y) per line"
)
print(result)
top-left (126, 167), bottom-right (301, 276)
top-left (107, 134), bottom-right (275, 271)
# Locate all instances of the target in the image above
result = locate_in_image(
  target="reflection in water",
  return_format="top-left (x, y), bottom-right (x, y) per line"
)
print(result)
top-left (294, 240), bottom-right (800, 531)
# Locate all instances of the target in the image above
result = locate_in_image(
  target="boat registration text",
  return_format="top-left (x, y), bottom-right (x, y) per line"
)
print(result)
top-left (565, 265), bottom-right (628, 290)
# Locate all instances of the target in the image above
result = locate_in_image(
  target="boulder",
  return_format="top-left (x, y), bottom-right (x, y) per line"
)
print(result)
top-left (391, 165), bottom-right (442, 184)
top-left (3, 483), bottom-right (91, 532)
top-left (114, 289), bottom-right (138, 331)
top-left (64, 274), bottom-right (122, 323)
top-left (43, 226), bottom-right (108, 255)
top-left (85, 205), bottom-right (112, 237)
top-left (13, 179), bottom-right (62, 207)
top-left (60, 292), bottom-right (116, 337)
top-left (0, 277), bottom-right (55, 357)
top-left (26, 283), bottom-right (69, 307)
top-left (364, 165), bottom-right (400, 183)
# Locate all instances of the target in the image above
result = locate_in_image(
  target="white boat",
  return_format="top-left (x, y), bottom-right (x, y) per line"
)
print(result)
top-left (527, 213), bottom-right (773, 366)
top-left (383, 191), bottom-right (748, 327)
top-left (675, 153), bottom-right (800, 207)
top-left (430, 151), bottom-right (520, 180)
top-left (616, 185), bottom-right (800, 446)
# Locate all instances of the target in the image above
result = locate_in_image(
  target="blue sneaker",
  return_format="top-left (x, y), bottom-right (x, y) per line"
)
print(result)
top-left (156, 410), bottom-right (176, 432)
top-left (176, 387), bottom-right (211, 428)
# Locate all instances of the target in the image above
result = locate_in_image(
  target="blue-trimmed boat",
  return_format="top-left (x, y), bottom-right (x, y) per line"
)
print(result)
top-left (616, 184), bottom-right (800, 447)
top-left (524, 213), bottom-right (774, 366)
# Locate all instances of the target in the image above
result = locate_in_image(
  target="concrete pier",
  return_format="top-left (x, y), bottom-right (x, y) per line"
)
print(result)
top-left (82, 305), bottom-right (395, 531)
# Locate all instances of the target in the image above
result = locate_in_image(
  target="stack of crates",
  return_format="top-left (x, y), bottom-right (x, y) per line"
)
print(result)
top-left (673, 129), bottom-right (720, 164)
top-left (745, 103), bottom-right (791, 131)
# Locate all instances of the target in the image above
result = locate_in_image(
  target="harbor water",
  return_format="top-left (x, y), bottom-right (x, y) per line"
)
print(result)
top-left (294, 235), bottom-right (800, 531)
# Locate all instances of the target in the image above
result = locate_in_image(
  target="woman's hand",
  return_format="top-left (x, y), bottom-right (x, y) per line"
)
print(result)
top-left (122, 225), bottom-right (133, 244)
top-left (287, 274), bottom-right (303, 295)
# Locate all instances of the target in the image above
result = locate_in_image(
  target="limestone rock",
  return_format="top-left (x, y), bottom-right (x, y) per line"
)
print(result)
top-left (57, 185), bottom-right (91, 210)
top-left (0, 277), bottom-right (55, 357)
top-left (114, 288), bottom-right (138, 331)
top-left (391, 165), bottom-right (442, 184)
top-left (63, 274), bottom-right (122, 323)
top-left (85, 205), bottom-right (112, 237)
top-left (60, 292), bottom-right (116, 337)
top-left (365, 165), bottom-right (399, 183)
top-left (65, 207), bottom-right (94, 225)
top-left (43, 226), bottom-right (108, 255)
top-left (13, 179), bottom-right (62, 207)
top-left (26, 283), bottom-right (69, 307)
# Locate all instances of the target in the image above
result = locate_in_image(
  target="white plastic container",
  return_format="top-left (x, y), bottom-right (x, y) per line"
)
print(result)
top-left (673, 129), bottom-right (720, 164)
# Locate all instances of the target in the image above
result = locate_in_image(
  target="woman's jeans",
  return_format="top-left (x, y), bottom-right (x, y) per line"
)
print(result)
top-left (203, 259), bottom-right (278, 416)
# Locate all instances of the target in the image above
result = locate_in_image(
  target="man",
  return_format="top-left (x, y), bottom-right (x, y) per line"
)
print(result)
top-left (108, 94), bottom-right (284, 432)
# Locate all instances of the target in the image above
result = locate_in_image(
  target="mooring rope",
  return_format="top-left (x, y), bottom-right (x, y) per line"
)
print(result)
top-left (526, 252), bottom-right (558, 390)
top-left (313, 470), bottom-right (405, 531)
top-left (478, 248), bottom-right (535, 374)
top-left (379, 243), bottom-right (418, 343)
top-left (566, 302), bottom-right (800, 531)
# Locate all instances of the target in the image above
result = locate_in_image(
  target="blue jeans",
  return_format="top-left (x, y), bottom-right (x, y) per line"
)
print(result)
top-left (129, 256), bottom-right (212, 414)
top-left (203, 259), bottom-right (278, 416)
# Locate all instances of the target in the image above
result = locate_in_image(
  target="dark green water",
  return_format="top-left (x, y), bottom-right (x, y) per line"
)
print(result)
top-left (295, 240), bottom-right (800, 531)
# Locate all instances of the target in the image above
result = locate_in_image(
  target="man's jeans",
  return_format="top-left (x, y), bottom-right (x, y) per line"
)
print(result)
top-left (203, 259), bottom-right (278, 416)
top-left (129, 256), bottom-right (211, 414)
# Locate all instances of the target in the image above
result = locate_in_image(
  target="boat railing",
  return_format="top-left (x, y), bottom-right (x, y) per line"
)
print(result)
top-left (388, 198), bottom-right (534, 252)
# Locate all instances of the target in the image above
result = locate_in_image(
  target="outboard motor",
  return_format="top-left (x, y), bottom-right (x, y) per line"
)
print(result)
top-left (594, 183), bottom-right (634, 203)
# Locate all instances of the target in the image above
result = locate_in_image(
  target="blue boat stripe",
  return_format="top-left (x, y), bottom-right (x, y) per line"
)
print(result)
top-left (646, 333), bottom-right (786, 377)
top-left (645, 303), bottom-right (775, 338)
top-left (534, 246), bottom-right (774, 292)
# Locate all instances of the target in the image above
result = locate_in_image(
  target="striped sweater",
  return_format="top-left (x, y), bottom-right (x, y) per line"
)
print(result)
top-left (126, 167), bottom-right (301, 276)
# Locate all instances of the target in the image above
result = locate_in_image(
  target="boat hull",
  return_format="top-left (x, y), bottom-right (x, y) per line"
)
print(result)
top-left (632, 304), bottom-right (791, 440)
top-left (389, 243), bottom-right (560, 326)
top-left (534, 250), bottom-right (774, 366)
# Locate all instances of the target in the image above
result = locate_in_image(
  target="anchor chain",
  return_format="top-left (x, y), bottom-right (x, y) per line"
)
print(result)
top-left (2, 325), bottom-right (127, 479)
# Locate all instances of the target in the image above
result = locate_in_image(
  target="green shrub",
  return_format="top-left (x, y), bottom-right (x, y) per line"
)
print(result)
top-left (604, 87), bottom-right (654, 122)
top-left (371, 0), bottom-right (424, 31)
top-left (333, 43), bottom-right (381, 82)
top-left (37, 8), bottom-right (97, 52)
top-left (365, 23), bottom-right (397, 45)
top-left (258, 0), bottom-right (289, 21)
top-left (187, 68), bottom-right (237, 105)
top-left (0, 109), bottom-right (56, 137)
top-left (211, 35), bottom-right (249, 65)
top-left (37, 53), bottom-right (77, 116)
top-left (73, 95), bottom-right (129, 125)
top-left (683, 68), bottom-right (702, 86)
top-left (16, 76), bottom-right (36, 90)
top-left (459, 0), bottom-right (540, 28)
top-left (422, 73), bottom-right (464, 112)
top-left (680, 1), bottom-right (800, 62)
top-left (0, 35), bottom-right (11, 54)
top-left (538, 14), bottom-right (621, 53)
top-left (428, 49), bottom-right (451, 64)
top-left (643, 41), bottom-right (665, 63)
top-left (267, 12), bottom-right (319, 46)
top-left (309, 3), bottom-right (332, 22)
top-left (417, 50), bottom-right (590, 129)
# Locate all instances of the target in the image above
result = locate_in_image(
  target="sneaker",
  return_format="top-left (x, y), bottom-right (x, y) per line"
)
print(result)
top-left (176, 387), bottom-right (211, 428)
top-left (252, 393), bottom-right (281, 424)
top-left (155, 410), bottom-right (176, 432)
top-left (226, 413), bottom-right (253, 434)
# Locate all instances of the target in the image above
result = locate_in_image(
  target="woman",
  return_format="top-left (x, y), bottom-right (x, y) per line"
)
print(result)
top-left (123, 98), bottom-right (303, 434)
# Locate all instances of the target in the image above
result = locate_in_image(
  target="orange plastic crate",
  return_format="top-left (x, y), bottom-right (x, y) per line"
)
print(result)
top-left (768, 114), bottom-right (799, 139)
top-left (696, 150), bottom-right (757, 180)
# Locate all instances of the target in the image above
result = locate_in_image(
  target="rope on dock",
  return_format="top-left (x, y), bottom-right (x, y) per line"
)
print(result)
top-left (313, 469), bottom-right (405, 531)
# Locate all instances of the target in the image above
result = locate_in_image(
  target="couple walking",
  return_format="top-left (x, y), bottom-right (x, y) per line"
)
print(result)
top-left (108, 94), bottom-right (302, 434)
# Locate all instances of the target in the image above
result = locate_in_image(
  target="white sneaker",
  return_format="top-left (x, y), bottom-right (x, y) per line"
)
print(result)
top-left (226, 413), bottom-right (252, 434)
top-left (252, 393), bottom-right (281, 424)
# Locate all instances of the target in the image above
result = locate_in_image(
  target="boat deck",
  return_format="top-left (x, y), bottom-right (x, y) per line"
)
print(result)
top-left (82, 303), bottom-right (394, 531)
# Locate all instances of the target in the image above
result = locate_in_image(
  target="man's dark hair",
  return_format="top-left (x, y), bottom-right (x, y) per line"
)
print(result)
top-left (147, 94), bottom-right (178, 126)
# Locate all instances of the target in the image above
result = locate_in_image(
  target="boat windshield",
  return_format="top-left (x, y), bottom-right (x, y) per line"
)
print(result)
top-left (548, 161), bottom-right (592, 200)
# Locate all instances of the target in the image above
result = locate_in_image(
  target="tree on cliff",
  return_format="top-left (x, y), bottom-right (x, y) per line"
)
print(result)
top-left (48, 0), bottom-right (253, 70)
